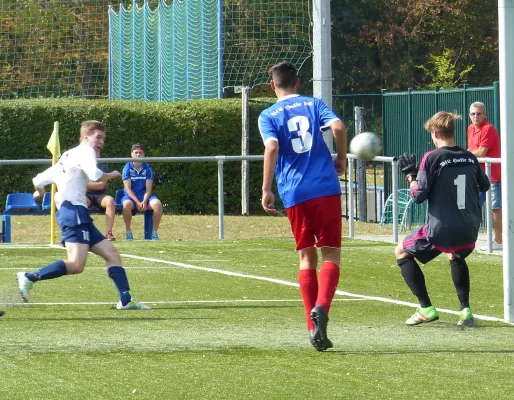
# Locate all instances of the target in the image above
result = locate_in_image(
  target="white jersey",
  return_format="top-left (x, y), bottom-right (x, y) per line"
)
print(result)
top-left (33, 144), bottom-right (104, 209)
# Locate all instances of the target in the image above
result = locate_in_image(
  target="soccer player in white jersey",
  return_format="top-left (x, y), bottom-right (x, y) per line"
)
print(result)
top-left (16, 120), bottom-right (150, 310)
top-left (259, 61), bottom-right (347, 351)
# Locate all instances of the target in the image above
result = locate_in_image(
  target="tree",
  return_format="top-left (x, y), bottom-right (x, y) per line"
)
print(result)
top-left (416, 48), bottom-right (474, 89)
top-left (330, 0), bottom-right (498, 92)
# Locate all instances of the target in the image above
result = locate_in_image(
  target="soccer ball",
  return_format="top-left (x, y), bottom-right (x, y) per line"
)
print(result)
top-left (349, 132), bottom-right (382, 161)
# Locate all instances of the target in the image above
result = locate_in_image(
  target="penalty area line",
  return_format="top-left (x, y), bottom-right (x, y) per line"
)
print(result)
top-left (120, 253), bottom-right (512, 325)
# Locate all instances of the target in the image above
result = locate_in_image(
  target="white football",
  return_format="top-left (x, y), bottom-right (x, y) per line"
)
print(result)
top-left (349, 132), bottom-right (382, 161)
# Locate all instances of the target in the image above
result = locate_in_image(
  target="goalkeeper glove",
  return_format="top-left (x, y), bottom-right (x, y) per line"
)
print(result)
top-left (398, 152), bottom-right (418, 180)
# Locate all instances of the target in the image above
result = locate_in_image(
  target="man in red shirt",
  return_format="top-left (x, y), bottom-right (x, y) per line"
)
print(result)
top-left (467, 101), bottom-right (502, 250)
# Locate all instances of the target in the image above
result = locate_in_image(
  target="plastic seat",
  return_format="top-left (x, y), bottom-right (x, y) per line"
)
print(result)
top-left (42, 192), bottom-right (52, 212)
top-left (4, 193), bottom-right (41, 215)
top-left (114, 189), bottom-right (124, 211)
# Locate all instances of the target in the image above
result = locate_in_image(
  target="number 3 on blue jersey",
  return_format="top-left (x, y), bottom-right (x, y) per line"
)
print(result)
top-left (288, 116), bottom-right (312, 153)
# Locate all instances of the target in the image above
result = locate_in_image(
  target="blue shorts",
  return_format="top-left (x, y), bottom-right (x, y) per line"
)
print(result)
top-left (57, 202), bottom-right (105, 247)
top-left (121, 194), bottom-right (158, 210)
top-left (479, 181), bottom-right (502, 209)
top-left (60, 222), bottom-right (105, 247)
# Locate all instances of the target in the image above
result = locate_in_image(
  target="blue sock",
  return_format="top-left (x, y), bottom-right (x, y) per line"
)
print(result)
top-left (26, 260), bottom-right (67, 282)
top-left (107, 266), bottom-right (131, 306)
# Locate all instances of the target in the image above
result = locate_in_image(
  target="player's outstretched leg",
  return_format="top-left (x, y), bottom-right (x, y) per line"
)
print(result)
top-left (16, 260), bottom-right (68, 303)
top-left (310, 305), bottom-right (333, 351)
top-left (16, 272), bottom-right (34, 303)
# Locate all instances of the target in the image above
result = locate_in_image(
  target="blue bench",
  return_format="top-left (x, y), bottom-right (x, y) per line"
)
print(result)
top-left (2, 191), bottom-right (154, 242)
top-left (114, 189), bottom-right (154, 240)
top-left (46, 190), bottom-right (154, 240)
top-left (45, 192), bottom-right (110, 216)
top-left (1, 193), bottom-right (43, 243)
top-left (42, 192), bottom-right (52, 212)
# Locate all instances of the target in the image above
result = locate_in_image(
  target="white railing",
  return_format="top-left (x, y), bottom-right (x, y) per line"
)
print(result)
top-left (0, 154), bottom-right (508, 322)
top-left (345, 155), bottom-right (501, 250)
top-left (478, 157), bottom-right (502, 253)
top-left (0, 154), bottom-right (501, 245)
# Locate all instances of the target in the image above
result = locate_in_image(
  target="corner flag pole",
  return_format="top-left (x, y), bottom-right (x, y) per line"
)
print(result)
top-left (46, 122), bottom-right (60, 245)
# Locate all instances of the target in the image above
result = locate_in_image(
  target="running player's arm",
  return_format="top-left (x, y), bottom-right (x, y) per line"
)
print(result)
top-left (87, 164), bottom-right (111, 192)
top-left (32, 163), bottom-right (61, 198)
top-left (97, 170), bottom-right (121, 182)
top-left (262, 140), bottom-right (278, 213)
top-left (330, 120), bottom-right (347, 175)
top-left (319, 99), bottom-right (347, 175)
top-left (80, 146), bottom-right (119, 183)
top-left (259, 114), bottom-right (279, 214)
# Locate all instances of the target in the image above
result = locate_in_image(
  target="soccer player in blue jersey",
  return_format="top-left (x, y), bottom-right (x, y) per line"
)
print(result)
top-left (395, 111), bottom-right (490, 327)
top-left (17, 121), bottom-right (150, 310)
top-left (259, 61), bottom-right (347, 351)
top-left (121, 144), bottom-right (163, 240)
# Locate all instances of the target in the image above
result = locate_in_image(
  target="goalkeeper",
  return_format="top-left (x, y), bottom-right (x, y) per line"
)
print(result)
top-left (16, 121), bottom-right (149, 310)
top-left (395, 111), bottom-right (489, 327)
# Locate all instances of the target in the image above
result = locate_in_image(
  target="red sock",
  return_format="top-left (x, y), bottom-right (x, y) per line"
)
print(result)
top-left (298, 269), bottom-right (318, 331)
top-left (316, 262), bottom-right (340, 314)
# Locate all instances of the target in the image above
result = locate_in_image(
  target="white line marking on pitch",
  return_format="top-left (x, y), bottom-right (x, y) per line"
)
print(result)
top-left (120, 253), bottom-right (512, 325)
top-left (10, 298), bottom-right (363, 306)
top-left (0, 266), bottom-right (180, 271)
top-left (1, 245), bottom-right (508, 324)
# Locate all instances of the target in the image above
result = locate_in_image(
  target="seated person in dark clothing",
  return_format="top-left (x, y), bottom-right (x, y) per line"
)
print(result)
top-left (86, 149), bottom-right (119, 241)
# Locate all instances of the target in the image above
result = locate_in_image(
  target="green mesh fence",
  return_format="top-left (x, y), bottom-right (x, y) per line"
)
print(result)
top-left (109, 0), bottom-right (219, 101)
top-left (0, 0), bottom-right (311, 100)
top-left (0, 0), bottom-right (109, 99)
top-left (222, 0), bottom-right (312, 89)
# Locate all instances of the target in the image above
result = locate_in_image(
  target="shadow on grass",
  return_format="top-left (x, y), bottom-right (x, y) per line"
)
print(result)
top-left (327, 349), bottom-right (514, 355)
top-left (7, 315), bottom-right (228, 322)
top-left (150, 304), bottom-right (300, 311)
top-left (405, 321), bottom-right (514, 329)
top-left (9, 316), bottom-right (172, 321)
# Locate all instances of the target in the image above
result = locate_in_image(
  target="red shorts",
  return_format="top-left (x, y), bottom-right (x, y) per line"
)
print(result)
top-left (286, 194), bottom-right (342, 251)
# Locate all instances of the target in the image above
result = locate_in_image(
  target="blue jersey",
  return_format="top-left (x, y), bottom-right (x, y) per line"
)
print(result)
top-left (122, 162), bottom-right (155, 198)
top-left (258, 94), bottom-right (341, 208)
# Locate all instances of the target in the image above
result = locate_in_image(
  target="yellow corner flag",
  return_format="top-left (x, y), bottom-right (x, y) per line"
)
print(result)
top-left (46, 121), bottom-right (61, 159)
top-left (47, 121), bottom-right (60, 245)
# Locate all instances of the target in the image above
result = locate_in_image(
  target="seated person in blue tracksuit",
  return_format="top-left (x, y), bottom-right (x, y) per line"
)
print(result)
top-left (121, 143), bottom-right (163, 240)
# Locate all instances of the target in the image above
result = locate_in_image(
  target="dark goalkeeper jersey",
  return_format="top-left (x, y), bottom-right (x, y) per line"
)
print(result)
top-left (411, 146), bottom-right (490, 251)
